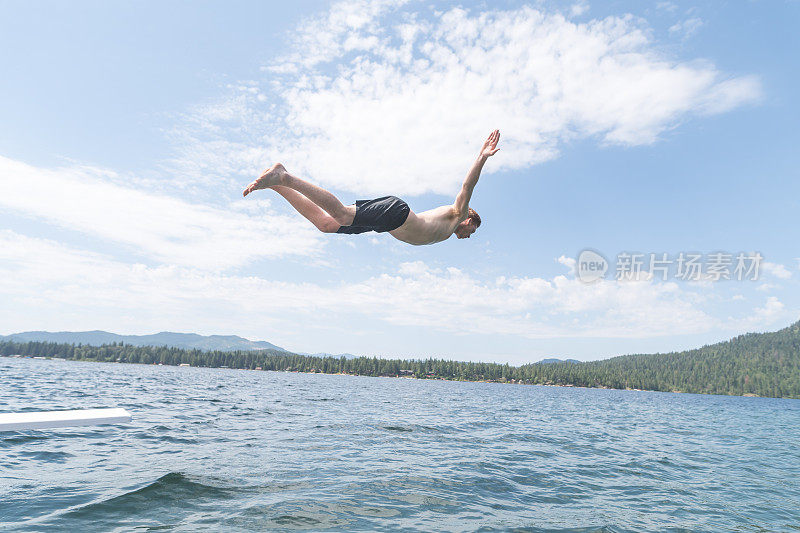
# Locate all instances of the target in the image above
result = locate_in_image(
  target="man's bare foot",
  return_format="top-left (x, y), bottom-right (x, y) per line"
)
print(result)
top-left (243, 163), bottom-right (287, 197)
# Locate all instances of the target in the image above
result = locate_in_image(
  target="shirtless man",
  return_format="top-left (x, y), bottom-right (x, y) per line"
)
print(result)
top-left (243, 130), bottom-right (500, 245)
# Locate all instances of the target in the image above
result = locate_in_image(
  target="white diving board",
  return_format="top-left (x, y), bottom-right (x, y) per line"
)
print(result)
top-left (0, 408), bottom-right (132, 431)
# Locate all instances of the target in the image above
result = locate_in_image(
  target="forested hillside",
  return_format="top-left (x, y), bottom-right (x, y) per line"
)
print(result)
top-left (545, 322), bottom-right (800, 398)
top-left (2, 321), bottom-right (799, 398)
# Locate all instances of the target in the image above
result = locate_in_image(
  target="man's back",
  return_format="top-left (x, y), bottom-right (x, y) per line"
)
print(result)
top-left (389, 205), bottom-right (461, 245)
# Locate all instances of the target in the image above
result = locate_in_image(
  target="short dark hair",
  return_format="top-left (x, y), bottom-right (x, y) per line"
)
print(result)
top-left (468, 208), bottom-right (481, 228)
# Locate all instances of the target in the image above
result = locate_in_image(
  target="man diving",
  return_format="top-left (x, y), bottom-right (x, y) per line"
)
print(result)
top-left (243, 130), bottom-right (500, 245)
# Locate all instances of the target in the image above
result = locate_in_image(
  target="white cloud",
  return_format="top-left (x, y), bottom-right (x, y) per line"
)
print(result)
top-left (0, 231), bottom-right (723, 340)
top-left (0, 156), bottom-right (322, 270)
top-left (759, 296), bottom-right (785, 317)
top-left (557, 255), bottom-right (576, 274)
top-left (171, 2), bottom-right (761, 197)
top-left (669, 17), bottom-right (704, 39)
top-left (355, 262), bottom-right (718, 337)
top-left (656, 2), bottom-right (678, 13)
top-left (269, 0), bottom-right (408, 71)
top-left (733, 296), bottom-right (787, 331)
top-left (570, 2), bottom-right (589, 17)
top-left (4, 231), bottom-right (793, 357)
top-left (762, 261), bottom-right (792, 280)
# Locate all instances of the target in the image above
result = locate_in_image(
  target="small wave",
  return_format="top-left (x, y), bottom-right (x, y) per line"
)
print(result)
top-left (16, 472), bottom-right (252, 531)
top-left (136, 433), bottom-right (199, 445)
top-left (187, 397), bottom-right (222, 403)
top-left (380, 423), bottom-right (456, 433)
top-left (63, 472), bottom-right (242, 520)
top-left (271, 514), bottom-right (322, 526)
top-left (131, 430), bottom-right (199, 445)
top-left (0, 433), bottom-right (50, 445)
top-left (159, 435), bottom-right (199, 444)
top-left (18, 450), bottom-right (74, 462)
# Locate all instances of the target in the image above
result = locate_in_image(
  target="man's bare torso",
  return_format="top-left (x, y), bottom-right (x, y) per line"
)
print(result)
top-left (389, 205), bottom-right (465, 245)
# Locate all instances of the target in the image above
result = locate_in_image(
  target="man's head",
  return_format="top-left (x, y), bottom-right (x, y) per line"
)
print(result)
top-left (455, 208), bottom-right (481, 239)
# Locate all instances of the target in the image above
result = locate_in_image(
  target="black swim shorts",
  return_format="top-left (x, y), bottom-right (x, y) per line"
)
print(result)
top-left (336, 195), bottom-right (410, 234)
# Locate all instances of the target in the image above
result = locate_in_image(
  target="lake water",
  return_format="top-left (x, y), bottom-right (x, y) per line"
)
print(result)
top-left (1, 357), bottom-right (799, 532)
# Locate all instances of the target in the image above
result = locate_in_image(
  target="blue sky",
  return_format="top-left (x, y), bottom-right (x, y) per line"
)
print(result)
top-left (1, 0), bottom-right (798, 363)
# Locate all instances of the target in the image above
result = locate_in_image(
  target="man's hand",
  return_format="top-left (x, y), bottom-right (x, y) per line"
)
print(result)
top-left (454, 129), bottom-right (499, 216)
top-left (480, 129), bottom-right (500, 158)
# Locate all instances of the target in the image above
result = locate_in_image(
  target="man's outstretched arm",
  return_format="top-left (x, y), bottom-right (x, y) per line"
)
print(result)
top-left (453, 130), bottom-right (500, 217)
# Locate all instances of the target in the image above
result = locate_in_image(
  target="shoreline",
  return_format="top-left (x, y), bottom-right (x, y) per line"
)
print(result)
top-left (3, 354), bottom-right (782, 400)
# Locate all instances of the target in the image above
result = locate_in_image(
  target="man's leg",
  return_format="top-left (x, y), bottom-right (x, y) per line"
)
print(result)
top-left (272, 186), bottom-right (341, 233)
top-left (244, 164), bottom-right (355, 226)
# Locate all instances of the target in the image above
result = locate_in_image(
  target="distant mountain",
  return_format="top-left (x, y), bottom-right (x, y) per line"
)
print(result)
top-left (0, 330), bottom-right (288, 353)
top-left (537, 357), bottom-right (581, 364)
top-left (299, 352), bottom-right (359, 359)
